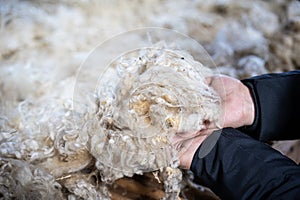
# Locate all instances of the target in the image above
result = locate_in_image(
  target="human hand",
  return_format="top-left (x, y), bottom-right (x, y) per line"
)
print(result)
top-left (207, 75), bottom-right (255, 129)
top-left (171, 75), bottom-right (255, 169)
top-left (172, 128), bottom-right (216, 169)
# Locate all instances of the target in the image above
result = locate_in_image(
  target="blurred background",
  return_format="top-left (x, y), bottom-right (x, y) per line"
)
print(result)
top-left (0, 0), bottom-right (299, 199)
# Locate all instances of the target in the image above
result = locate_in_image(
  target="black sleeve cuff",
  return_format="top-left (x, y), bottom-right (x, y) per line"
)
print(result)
top-left (239, 70), bottom-right (300, 141)
top-left (238, 79), bottom-right (261, 140)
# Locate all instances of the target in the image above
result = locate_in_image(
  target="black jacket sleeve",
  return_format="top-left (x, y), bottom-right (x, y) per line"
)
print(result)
top-left (191, 128), bottom-right (300, 200)
top-left (240, 70), bottom-right (300, 141)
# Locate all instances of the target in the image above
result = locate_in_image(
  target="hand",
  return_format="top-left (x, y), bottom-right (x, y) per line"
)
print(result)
top-left (207, 75), bottom-right (255, 129)
top-left (172, 75), bottom-right (255, 169)
top-left (172, 128), bottom-right (216, 169)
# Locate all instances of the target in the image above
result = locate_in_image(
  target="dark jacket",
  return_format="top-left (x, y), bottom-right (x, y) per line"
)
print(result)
top-left (190, 71), bottom-right (300, 200)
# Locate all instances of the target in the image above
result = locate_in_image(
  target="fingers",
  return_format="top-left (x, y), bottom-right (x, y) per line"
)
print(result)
top-left (174, 130), bottom-right (200, 139)
top-left (205, 76), bottom-right (213, 85)
top-left (207, 118), bottom-right (224, 129)
top-left (171, 127), bottom-right (218, 169)
top-left (176, 135), bottom-right (208, 169)
top-left (171, 128), bottom-right (217, 150)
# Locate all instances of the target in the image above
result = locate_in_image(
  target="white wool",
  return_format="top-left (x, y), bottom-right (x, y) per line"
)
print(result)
top-left (1, 0), bottom-right (299, 199)
top-left (0, 158), bottom-right (63, 199)
top-left (246, 4), bottom-right (279, 36)
top-left (237, 55), bottom-right (267, 78)
top-left (288, 0), bottom-right (300, 20)
top-left (89, 44), bottom-right (220, 198)
top-left (215, 22), bottom-right (268, 55)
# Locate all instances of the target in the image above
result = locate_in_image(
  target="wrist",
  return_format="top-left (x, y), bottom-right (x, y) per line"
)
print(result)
top-left (241, 84), bottom-right (255, 126)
